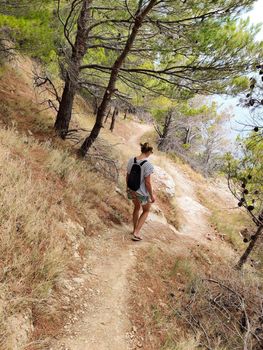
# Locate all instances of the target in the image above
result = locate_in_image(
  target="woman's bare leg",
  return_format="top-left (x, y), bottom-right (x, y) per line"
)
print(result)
top-left (133, 202), bottom-right (151, 238)
top-left (132, 198), bottom-right (141, 233)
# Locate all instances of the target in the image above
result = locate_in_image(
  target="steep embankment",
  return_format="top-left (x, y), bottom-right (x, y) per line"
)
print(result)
top-left (0, 57), bottom-right (133, 350)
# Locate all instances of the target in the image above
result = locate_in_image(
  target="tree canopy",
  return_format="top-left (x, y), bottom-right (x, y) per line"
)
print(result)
top-left (1, 0), bottom-right (263, 155)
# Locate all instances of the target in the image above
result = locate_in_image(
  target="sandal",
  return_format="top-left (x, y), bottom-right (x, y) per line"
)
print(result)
top-left (132, 235), bottom-right (142, 241)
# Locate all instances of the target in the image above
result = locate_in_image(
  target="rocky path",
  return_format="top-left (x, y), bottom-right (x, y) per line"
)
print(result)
top-left (54, 230), bottom-right (136, 350)
top-left (52, 122), bottom-right (215, 350)
top-left (163, 162), bottom-right (211, 240)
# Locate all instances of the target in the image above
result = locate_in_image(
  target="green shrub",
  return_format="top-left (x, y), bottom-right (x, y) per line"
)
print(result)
top-left (0, 11), bottom-right (59, 62)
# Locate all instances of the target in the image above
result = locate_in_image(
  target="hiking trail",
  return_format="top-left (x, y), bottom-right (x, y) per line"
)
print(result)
top-left (52, 122), bottom-right (218, 350)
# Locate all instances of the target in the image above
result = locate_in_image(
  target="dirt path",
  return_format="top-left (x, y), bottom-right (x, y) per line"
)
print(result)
top-left (54, 230), bottom-right (136, 350)
top-left (52, 122), bottom-right (155, 350)
top-left (128, 122), bottom-right (219, 247)
top-left (129, 122), bottom-right (153, 147)
top-left (128, 121), bottom-right (212, 240)
top-left (52, 121), bottom-right (215, 350)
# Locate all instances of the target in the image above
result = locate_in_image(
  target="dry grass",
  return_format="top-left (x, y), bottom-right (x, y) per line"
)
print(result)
top-left (0, 131), bottom-right (68, 348)
top-left (0, 126), bottom-right (131, 348)
top-left (128, 245), bottom-right (198, 350)
top-left (3, 53), bottom-right (261, 350)
top-left (161, 335), bottom-right (202, 350)
top-left (196, 185), bottom-right (250, 251)
top-left (157, 191), bottom-right (180, 229)
top-left (0, 55), bottom-right (141, 347)
top-left (140, 130), bottom-right (158, 147)
top-left (0, 65), bottom-right (55, 140)
top-left (129, 241), bottom-right (263, 350)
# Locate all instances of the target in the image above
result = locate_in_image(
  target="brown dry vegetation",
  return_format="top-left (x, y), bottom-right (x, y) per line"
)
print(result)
top-left (196, 181), bottom-right (252, 251)
top-left (129, 241), bottom-right (263, 350)
top-left (0, 61), bottom-right (132, 348)
top-left (1, 55), bottom-right (262, 350)
top-left (157, 191), bottom-right (180, 229)
top-left (0, 125), bottom-right (132, 348)
top-left (127, 160), bottom-right (263, 350)
top-left (0, 62), bottom-right (53, 136)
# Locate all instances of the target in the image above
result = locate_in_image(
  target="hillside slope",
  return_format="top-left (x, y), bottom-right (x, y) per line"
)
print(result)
top-left (0, 56), bottom-right (255, 350)
top-left (50, 119), bottom-right (242, 350)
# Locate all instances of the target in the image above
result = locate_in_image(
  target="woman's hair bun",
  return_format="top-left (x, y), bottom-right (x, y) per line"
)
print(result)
top-left (140, 142), bottom-right (153, 154)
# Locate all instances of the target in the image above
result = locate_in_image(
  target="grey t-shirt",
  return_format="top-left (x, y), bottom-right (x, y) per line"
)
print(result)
top-left (127, 157), bottom-right (154, 197)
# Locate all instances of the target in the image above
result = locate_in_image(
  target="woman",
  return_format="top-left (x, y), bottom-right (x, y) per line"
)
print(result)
top-left (126, 142), bottom-right (155, 241)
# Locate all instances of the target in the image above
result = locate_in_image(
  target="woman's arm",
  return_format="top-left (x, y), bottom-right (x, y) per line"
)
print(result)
top-left (145, 175), bottom-right (155, 203)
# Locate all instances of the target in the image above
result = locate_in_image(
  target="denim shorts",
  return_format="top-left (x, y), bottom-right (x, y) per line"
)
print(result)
top-left (127, 189), bottom-right (149, 205)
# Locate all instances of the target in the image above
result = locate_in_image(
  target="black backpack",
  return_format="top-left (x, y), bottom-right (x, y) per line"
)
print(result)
top-left (127, 158), bottom-right (147, 191)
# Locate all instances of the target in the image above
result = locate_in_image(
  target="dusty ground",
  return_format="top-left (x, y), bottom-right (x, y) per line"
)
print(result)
top-left (51, 121), bottom-right (224, 350)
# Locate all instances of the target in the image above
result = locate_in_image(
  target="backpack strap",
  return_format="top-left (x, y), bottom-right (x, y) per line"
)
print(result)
top-left (140, 160), bottom-right (147, 166)
top-left (133, 158), bottom-right (147, 166)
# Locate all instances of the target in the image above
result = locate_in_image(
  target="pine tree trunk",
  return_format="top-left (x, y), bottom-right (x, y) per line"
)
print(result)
top-left (110, 107), bottom-right (117, 132)
top-left (236, 225), bottom-right (263, 269)
top-left (104, 108), bottom-right (111, 124)
top-left (79, 0), bottom-right (157, 156)
top-left (93, 97), bottom-right (98, 115)
top-left (54, 0), bottom-right (91, 137)
top-left (79, 119), bottom-right (102, 156)
top-left (157, 111), bottom-right (172, 151)
top-left (54, 75), bottom-right (77, 138)
top-left (157, 137), bottom-right (166, 151)
top-left (184, 126), bottom-right (192, 144)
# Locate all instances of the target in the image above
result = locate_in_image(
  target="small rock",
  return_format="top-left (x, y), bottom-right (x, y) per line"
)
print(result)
top-left (72, 277), bottom-right (85, 284)
top-left (159, 302), bottom-right (167, 308)
top-left (74, 251), bottom-right (80, 259)
top-left (132, 325), bottom-right (137, 333)
top-left (115, 187), bottom-right (123, 195)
